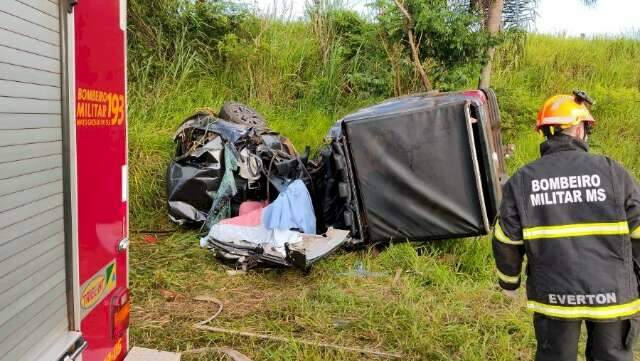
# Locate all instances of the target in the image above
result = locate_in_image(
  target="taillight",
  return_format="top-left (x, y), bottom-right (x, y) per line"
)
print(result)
top-left (110, 287), bottom-right (130, 340)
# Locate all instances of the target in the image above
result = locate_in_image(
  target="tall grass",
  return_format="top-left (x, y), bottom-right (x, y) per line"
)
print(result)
top-left (493, 35), bottom-right (640, 174)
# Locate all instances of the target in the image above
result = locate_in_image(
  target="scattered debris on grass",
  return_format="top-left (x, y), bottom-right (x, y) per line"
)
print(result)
top-left (339, 261), bottom-right (388, 278)
top-left (142, 234), bottom-right (159, 245)
top-left (159, 289), bottom-right (183, 302)
top-left (225, 270), bottom-right (247, 276)
top-left (182, 346), bottom-right (253, 361)
top-left (191, 293), bottom-right (404, 359)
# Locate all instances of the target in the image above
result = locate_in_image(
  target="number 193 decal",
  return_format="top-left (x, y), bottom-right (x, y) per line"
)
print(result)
top-left (76, 87), bottom-right (125, 127)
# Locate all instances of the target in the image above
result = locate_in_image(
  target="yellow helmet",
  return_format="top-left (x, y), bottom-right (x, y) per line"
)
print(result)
top-left (536, 91), bottom-right (595, 133)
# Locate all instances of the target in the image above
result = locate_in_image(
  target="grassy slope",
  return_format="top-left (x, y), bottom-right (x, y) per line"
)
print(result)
top-left (128, 35), bottom-right (640, 360)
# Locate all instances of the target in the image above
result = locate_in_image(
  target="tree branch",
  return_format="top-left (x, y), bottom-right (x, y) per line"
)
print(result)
top-left (393, 0), bottom-right (433, 91)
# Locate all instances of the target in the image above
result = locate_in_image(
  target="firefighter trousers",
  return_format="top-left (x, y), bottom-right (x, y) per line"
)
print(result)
top-left (534, 313), bottom-right (639, 361)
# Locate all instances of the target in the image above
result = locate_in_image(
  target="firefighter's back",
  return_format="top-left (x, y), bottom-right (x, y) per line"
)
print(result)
top-left (512, 136), bottom-right (637, 317)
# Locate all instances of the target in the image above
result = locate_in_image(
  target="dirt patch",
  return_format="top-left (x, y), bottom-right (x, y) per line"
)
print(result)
top-left (132, 281), bottom-right (302, 331)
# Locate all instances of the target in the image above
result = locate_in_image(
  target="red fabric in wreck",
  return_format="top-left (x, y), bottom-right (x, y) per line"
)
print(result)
top-left (239, 201), bottom-right (268, 216)
top-left (219, 207), bottom-right (263, 226)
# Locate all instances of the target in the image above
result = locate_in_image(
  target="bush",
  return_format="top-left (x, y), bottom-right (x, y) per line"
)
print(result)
top-left (128, 0), bottom-right (255, 83)
top-left (375, 0), bottom-right (496, 90)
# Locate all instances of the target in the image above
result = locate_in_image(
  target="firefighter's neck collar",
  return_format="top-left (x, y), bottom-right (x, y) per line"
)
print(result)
top-left (540, 134), bottom-right (589, 156)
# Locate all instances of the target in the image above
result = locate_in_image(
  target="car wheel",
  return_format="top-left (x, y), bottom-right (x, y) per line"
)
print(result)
top-left (218, 101), bottom-right (267, 128)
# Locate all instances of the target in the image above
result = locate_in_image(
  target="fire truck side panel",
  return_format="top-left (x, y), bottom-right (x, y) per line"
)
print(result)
top-left (74, 0), bottom-right (129, 360)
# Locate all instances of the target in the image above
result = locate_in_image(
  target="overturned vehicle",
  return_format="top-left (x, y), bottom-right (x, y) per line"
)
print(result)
top-left (320, 89), bottom-right (507, 245)
top-left (166, 90), bottom-right (508, 269)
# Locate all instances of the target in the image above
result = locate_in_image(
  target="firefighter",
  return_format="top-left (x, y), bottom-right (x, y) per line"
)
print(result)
top-left (492, 90), bottom-right (640, 361)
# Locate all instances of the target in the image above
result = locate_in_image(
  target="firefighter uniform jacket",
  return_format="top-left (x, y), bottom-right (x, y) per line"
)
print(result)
top-left (493, 134), bottom-right (640, 321)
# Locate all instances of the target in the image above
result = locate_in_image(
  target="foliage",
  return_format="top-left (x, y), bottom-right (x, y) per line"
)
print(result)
top-left (375, 0), bottom-right (496, 90)
top-left (128, 0), bottom-right (256, 82)
top-left (128, 0), bottom-right (502, 101)
top-left (502, 0), bottom-right (538, 30)
top-left (322, 9), bottom-right (394, 97)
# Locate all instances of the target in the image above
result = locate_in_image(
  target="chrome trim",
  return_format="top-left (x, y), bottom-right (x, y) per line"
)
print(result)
top-left (59, 0), bottom-right (76, 332)
top-left (118, 238), bottom-right (130, 252)
top-left (66, 339), bottom-right (88, 360)
top-left (63, 0), bottom-right (82, 333)
top-left (464, 101), bottom-right (491, 234)
top-left (67, 0), bottom-right (79, 13)
top-left (61, 337), bottom-right (88, 361)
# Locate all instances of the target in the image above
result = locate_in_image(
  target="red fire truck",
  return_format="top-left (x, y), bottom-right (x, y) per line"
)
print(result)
top-left (0, 0), bottom-right (129, 360)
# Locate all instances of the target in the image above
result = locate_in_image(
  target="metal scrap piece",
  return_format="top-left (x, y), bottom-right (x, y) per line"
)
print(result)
top-left (286, 228), bottom-right (350, 269)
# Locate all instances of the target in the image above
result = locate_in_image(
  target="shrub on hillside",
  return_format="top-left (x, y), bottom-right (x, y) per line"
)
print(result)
top-left (375, 0), bottom-right (498, 90)
top-left (128, 0), bottom-right (256, 82)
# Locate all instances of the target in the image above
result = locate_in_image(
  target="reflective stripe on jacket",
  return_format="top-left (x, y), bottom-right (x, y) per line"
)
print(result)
top-left (492, 134), bottom-right (640, 321)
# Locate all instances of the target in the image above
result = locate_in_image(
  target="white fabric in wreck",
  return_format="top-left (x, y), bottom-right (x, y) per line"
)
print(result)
top-left (201, 223), bottom-right (303, 257)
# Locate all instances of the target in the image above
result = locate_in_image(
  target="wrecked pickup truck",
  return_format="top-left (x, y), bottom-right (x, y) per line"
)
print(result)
top-left (319, 89), bottom-right (507, 246)
top-left (166, 89), bottom-right (507, 269)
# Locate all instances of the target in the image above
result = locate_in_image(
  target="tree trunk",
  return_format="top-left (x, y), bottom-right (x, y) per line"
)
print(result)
top-left (478, 0), bottom-right (504, 89)
top-left (393, 0), bottom-right (433, 91)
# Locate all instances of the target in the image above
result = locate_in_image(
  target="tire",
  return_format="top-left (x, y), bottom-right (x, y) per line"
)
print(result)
top-left (218, 101), bottom-right (267, 128)
top-left (480, 88), bottom-right (507, 180)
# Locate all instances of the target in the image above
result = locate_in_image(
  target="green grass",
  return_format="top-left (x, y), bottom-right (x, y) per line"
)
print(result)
top-left (128, 34), bottom-right (640, 360)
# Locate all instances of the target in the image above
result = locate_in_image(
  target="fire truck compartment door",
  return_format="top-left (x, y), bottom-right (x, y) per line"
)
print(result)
top-left (0, 1), bottom-right (77, 360)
